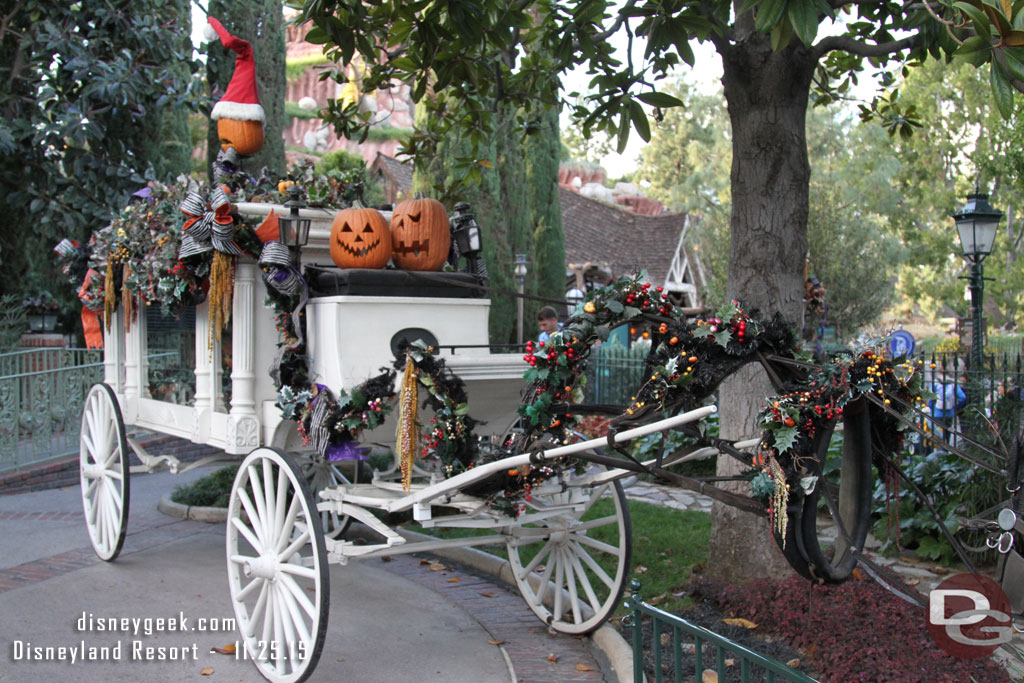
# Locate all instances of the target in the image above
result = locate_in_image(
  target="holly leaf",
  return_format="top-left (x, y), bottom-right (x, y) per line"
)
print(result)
top-left (713, 330), bottom-right (732, 348)
top-left (692, 325), bottom-right (714, 339)
top-left (623, 305), bottom-right (642, 319)
top-left (772, 427), bottom-right (799, 453)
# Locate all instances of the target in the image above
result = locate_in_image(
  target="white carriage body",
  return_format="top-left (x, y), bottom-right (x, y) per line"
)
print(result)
top-left (100, 202), bottom-right (526, 456)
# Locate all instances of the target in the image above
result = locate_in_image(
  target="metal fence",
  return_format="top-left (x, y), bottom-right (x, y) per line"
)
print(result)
top-left (584, 342), bottom-right (648, 406)
top-left (626, 580), bottom-right (816, 683)
top-left (0, 347), bottom-right (182, 472)
top-left (0, 348), bottom-right (104, 472)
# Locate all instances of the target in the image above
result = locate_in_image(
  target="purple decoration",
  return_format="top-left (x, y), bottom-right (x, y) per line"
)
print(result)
top-left (325, 440), bottom-right (368, 462)
top-left (132, 186), bottom-right (152, 200)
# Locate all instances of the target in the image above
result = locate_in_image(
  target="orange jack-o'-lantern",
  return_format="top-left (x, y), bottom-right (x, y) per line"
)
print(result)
top-left (330, 206), bottom-right (392, 269)
top-left (217, 118), bottom-right (265, 157)
top-left (390, 197), bottom-right (450, 271)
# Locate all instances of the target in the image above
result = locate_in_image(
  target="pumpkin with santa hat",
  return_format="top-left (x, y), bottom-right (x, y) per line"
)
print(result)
top-left (204, 17), bottom-right (265, 156)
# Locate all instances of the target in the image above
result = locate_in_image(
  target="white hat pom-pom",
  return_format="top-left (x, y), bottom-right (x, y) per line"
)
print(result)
top-left (202, 22), bottom-right (218, 43)
top-left (298, 97), bottom-right (318, 112)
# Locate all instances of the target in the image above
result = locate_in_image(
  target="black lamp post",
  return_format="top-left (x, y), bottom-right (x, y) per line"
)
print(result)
top-left (953, 187), bottom-right (1003, 373)
top-left (278, 184), bottom-right (311, 266)
top-left (514, 254), bottom-right (528, 346)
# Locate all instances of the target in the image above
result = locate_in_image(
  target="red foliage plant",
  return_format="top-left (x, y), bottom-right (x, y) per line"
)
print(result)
top-left (694, 575), bottom-right (1010, 683)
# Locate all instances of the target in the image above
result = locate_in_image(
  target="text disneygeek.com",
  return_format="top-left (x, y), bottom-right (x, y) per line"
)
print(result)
top-left (9, 611), bottom-right (237, 664)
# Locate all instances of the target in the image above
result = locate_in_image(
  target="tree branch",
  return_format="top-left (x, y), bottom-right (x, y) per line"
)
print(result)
top-left (812, 33), bottom-right (922, 61)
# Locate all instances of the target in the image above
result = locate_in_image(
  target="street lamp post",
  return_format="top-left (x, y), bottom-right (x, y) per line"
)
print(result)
top-left (953, 187), bottom-right (1003, 374)
top-left (514, 254), bottom-right (528, 346)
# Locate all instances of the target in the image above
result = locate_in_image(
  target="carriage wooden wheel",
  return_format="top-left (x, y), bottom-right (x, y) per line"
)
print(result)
top-left (79, 383), bottom-right (130, 561)
top-left (226, 448), bottom-right (330, 683)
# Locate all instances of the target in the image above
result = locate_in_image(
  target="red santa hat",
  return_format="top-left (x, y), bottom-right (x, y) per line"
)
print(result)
top-left (205, 17), bottom-right (265, 123)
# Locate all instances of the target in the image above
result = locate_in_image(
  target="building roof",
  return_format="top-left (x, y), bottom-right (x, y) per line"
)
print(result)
top-left (370, 152), bottom-right (415, 203)
top-left (559, 187), bottom-right (690, 289)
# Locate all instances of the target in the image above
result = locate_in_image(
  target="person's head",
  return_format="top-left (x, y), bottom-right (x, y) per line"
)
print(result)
top-left (537, 306), bottom-right (559, 334)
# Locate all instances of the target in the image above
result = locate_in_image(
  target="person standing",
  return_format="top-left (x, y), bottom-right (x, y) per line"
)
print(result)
top-left (930, 374), bottom-right (966, 447)
top-left (537, 306), bottom-right (561, 343)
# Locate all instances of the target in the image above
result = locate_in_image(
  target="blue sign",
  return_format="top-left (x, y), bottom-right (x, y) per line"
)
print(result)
top-left (888, 329), bottom-right (916, 358)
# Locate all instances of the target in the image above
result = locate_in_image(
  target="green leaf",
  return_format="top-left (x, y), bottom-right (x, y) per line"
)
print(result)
top-left (629, 100), bottom-right (651, 142)
top-left (622, 305), bottom-right (642, 319)
top-left (713, 330), bottom-right (732, 348)
top-left (691, 325), bottom-right (714, 338)
top-left (304, 26), bottom-right (330, 44)
top-left (770, 15), bottom-right (793, 51)
top-left (454, 402), bottom-right (470, 416)
top-left (616, 107), bottom-right (631, 154)
top-left (605, 299), bottom-right (624, 314)
top-left (991, 60), bottom-right (1015, 118)
top-left (754, 0), bottom-right (787, 33)
top-left (954, 35), bottom-right (993, 67)
top-left (955, 1), bottom-right (992, 35)
top-left (787, 0), bottom-right (819, 46)
top-left (635, 92), bottom-right (684, 108)
top-left (1000, 46), bottom-right (1024, 81)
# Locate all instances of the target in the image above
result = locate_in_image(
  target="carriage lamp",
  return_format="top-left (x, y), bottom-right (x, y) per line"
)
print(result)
top-left (953, 186), bottom-right (1003, 374)
top-left (278, 184), bottom-right (312, 264)
top-left (450, 202), bottom-right (488, 280)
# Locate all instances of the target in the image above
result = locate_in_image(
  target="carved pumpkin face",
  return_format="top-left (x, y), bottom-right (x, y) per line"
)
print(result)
top-left (390, 197), bottom-right (450, 271)
top-left (330, 207), bottom-right (392, 269)
top-left (217, 117), bottom-right (265, 156)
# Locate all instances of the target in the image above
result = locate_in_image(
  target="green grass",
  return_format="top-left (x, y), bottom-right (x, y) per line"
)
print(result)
top-left (170, 465), bottom-right (238, 508)
top-left (410, 497), bottom-right (711, 615)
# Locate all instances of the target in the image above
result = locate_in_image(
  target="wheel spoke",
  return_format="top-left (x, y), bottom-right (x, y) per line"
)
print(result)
top-left (247, 465), bottom-right (272, 546)
top-left (572, 540), bottom-right (616, 590)
top-left (235, 575), bottom-right (264, 603)
top-left (574, 534), bottom-right (619, 556)
top-left (519, 537), bottom-right (554, 577)
top-left (278, 529), bottom-right (310, 562)
top-left (569, 549), bottom-right (602, 614)
top-left (81, 431), bottom-right (99, 465)
top-left (535, 552), bottom-right (556, 605)
top-left (245, 581), bottom-right (270, 638)
top-left (276, 577), bottom-right (313, 648)
top-left (562, 548), bottom-right (583, 624)
top-left (260, 587), bottom-right (275, 653)
top-left (574, 514), bottom-right (618, 532)
top-left (278, 561), bottom-right (316, 580)
top-left (274, 462), bottom-right (289, 537)
top-left (263, 459), bottom-right (277, 539)
top-left (279, 572), bottom-right (317, 620)
top-left (275, 495), bottom-right (302, 555)
top-left (552, 549), bottom-right (565, 621)
top-left (272, 585), bottom-right (285, 675)
top-left (230, 517), bottom-right (263, 553)
top-left (236, 488), bottom-right (266, 548)
top-left (102, 475), bottom-right (122, 512)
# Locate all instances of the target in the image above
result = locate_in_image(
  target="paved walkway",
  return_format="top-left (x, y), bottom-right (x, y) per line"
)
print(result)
top-left (0, 467), bottom-right (607, 683)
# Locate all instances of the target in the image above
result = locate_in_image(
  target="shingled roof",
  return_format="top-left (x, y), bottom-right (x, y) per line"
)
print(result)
top-left (370, 152), bottom-right (414, 203)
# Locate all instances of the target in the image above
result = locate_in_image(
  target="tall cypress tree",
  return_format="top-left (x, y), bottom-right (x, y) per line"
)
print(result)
top-left (206, 0), bottom-right (286, 176)
top-left (525, 105), bottom-right (565, 320)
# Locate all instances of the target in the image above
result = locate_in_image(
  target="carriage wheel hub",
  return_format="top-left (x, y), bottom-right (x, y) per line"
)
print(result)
top-left (244, 555), bottom-right (279, 580)
top-left (82, 463), bottom-right (106, 479)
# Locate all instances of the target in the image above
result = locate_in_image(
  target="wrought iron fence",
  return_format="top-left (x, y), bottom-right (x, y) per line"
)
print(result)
top-left (0, 347), bottom-right (180, 472)
top-left (584, 342), bottom-right (648, 406)
top-left (626, 580), bottom-right (816, 683)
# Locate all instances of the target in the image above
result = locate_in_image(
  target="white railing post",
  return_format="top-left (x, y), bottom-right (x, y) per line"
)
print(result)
top-left (123, 299), bottom-right (147, 422)
top-left (103, 308), bottom-right (126, 393)
top-left (227, 262), bottom-right (260, 452)
top-left (192, 300), bottom-right (218, 443)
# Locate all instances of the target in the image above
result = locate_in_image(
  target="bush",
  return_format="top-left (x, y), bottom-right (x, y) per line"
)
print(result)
top-left (315, 149), bottom-right (366, 176)
top-left (170, 465), bottom-right (238, 508)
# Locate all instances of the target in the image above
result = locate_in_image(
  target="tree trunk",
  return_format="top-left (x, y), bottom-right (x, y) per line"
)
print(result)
top-left (707, 35), bottom-right (816, 583)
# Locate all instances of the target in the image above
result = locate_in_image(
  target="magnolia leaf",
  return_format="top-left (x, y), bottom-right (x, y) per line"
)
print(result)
top-left (454, 402), bottom-right (470, 416)
top-left (200, 668), bottom-right (214, 676)
top-left (723, 617), bottom-right (758, 629)
top-left (576, 663), bottom-right (595, 671)
top-left (488, 638), bottom-right (506, 646)
top-left (210, 643), bottom-right (236, 655)
top-left (605, 299), bottom-right (624, 314)
top-left (800, 475), bottom-right (818, 494)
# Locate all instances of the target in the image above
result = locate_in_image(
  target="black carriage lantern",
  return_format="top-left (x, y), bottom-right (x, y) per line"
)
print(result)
top-left (278, 184), bottom-right (311, 262)
top-left (953, 188), bottom-right (1002, 264)
top-left (451, 201), bottom-right (483, 255)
